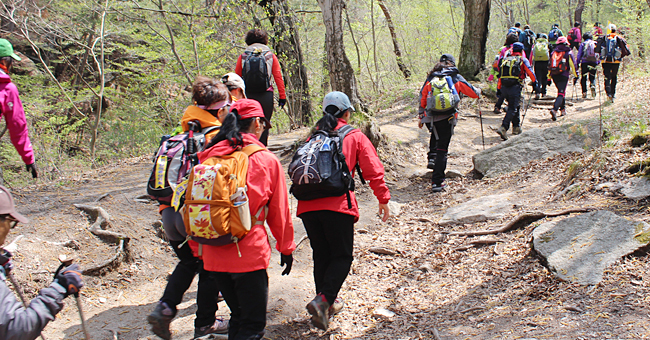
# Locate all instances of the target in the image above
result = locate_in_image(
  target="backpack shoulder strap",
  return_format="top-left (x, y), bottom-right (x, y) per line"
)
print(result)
top-left (337, 124), bottom-right (358, 141)
top-left (241, 144), bottom-right (266, 157)
top-left (201, 125), bottom-right (220, 135)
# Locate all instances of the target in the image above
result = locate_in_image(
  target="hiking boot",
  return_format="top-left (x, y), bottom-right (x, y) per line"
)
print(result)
top-left (495, 126), bottom-right (508, 141)
top-left (512, 126), bottom-right (522, 135)
top-left (534, 93), bottom-right (540, 100)
top-left (427, 158), bottom-right (435, 170)
top-left (590, 85), bottom-right (596, 98)
top-left (582, 92), bottom-right (587, 99)
top-left (148, 302), bottom-right (175, 340)
top-left (306, 294), bottom-right (330, 331)
top-left (493, 107), bottom-right (501, 114)
top-left (194, 317), bottom-right (229, 339)
top-left (550, 109), bottom-right (557, 121)
top-left (560, 109), bottom-right (566, 117)
top-left (328, 297), bottom-right (345, 317)
top-left (431, 182), bottom-right (446, 193)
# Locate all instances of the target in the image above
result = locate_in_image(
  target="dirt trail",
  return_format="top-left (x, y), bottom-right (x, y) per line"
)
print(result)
top-left (5, 75), bottom-right (648, 339)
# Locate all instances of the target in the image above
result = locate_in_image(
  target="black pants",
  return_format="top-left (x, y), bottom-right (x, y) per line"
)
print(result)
top-left (300, 210), bottom-right (355, 305)
top-left (500, 84), bottom-right (522, 130)
top-left (160, 208), bottom-right (218, 328)
top-left (428, 117), bottom-right (455, 186)
top-left (551, 75), bottom-right (568, 111)
top-left (602, 63), bottom-right (620, 97)
top-left (534, 61), bottom-right (549, 95)
top-left (245, 91), bottom-right (274, 146)
top-left (213, 270), bottom-right (268, 340)
top-left (580, 63), bottom-right (597, 94)
top-left (495, 90), bottom-right (505, 110)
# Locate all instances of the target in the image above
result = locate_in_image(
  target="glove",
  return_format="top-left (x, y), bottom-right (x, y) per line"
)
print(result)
top-left (26, 162), bottom-right (38, 178)
top-left (280, 253), bottom-right (293, 276)
top-left (278, 99), bottom-right (287, 108)
top-left (0, 250), bottom-right (13, 275)
top-left (475, 87), bottom-right (482, 97)
top-left (487, 74), bottom-right (495, 82)
top-left (55, 264), bottom-right (84, 297)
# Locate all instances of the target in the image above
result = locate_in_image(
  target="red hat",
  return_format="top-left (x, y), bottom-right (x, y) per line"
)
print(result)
top-left (556, 36), bottom-right (568, 45)
top-left (230, 99), bottom-right (272, 128)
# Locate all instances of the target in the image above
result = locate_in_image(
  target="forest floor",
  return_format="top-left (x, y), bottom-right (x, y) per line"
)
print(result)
top-left (5, 71), bottom-right (650, 339)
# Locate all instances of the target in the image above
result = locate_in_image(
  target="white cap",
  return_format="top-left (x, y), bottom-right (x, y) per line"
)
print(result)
top-left (608, 23), bottom-right (616, 32)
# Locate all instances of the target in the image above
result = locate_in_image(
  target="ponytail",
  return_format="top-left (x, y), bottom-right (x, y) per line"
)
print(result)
top-left (206, 111), bottom-right (256, 149)
top-left (315, 105), bottom-right (346, 134)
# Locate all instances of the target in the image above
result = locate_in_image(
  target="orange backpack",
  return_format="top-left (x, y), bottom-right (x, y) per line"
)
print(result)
top-left (549, 51), bottom-right (568, 75)
top-left (182, 145), bottom-right (267, 255)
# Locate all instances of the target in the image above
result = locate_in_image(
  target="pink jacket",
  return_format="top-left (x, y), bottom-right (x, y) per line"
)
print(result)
top-left (296, 119), bottom-right (391, 222)
top-left (0, 71), bottom-right (34, 165)
top-left (195, 133), bottom-right (295, 273)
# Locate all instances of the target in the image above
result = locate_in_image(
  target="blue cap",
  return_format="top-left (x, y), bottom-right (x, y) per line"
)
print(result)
top-left (322, 91), bottom-right (354, 115)
top-left (512, 42), bottom-right (524, 52)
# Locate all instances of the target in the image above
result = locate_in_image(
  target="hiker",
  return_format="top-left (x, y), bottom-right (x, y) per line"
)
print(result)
top-left (494, 42), bottom-right (537, 141)
top-left (0, 185), bottom-right (84, 339)
top-left (522, 25), bottom-right (536, 58)
top-left (597, 24), bottom-right (629, 103)
top-left (576, 32), bottom-right (600, 99)
top-left (592, 22), bottom-right (604, 38)
top-left (197, 99), bottom-right (295, 340)
top-left (548, 23), bottom-right (564, 54)
top-left (548, 37), bottom-right (578, 120)
top-left (507, 22), bottom-right (523, 40)
top-left (493, 33), bottom-right (522, 113)
top-left (147, 77), bottom-right (231, 340)
top-left (294, 91), bottom-right (390, 332)
top-left (419, 55), bottom-right (481, 191)
top-left (567, 22), bottom-right (582, 51)
top-left (222, 72), bottom-right (246, 101)
top-left (532, 33), bottom-right (550, 99)
top-left (0, 39), bottom-right (37, 180)
top-left (235, 29), bottom-right (286, 146)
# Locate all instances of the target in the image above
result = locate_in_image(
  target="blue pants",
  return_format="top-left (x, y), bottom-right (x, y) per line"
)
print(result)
top-left (500, 84), bottom-right (522, 130)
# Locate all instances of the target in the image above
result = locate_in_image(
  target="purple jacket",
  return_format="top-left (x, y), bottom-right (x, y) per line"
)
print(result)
top-left (576, 39), bottom-right (600, 65)
top-left (551, 44), bottom-right (578, 78)
top-left (0, 70), bottom-right (34, 165)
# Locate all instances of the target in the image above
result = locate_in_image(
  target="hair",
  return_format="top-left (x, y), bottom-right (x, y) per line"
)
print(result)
top-left (206, 111), bottom-right (256, 149)
top-left (426, 60), bottom-right (455, 79)
top-left (594, 22), bottom-right (600, 26)
top-left (514, 22), bottom-right (521, 27)
top-left (582, 32), bottom-right (593, 41)
top-left (315, 108), bottom-right (343, 134)
top-left (0, 56), bottom-right (13, 68)
top-left (192, 76), bottom-right (230, 106)
top-left (574, 22), bottom-right (580, 27)
top-left (245, 29), bottom-right (268, 46)
top-left (524, 25), bottom-right (530, 30)
top-left (504, 33), bottom-right (519, 46)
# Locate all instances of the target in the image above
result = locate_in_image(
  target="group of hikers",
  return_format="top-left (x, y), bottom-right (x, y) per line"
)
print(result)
top-left (0, 18), bottom-right (631, 340)
top-left (484, 21), bottom-right (629, 141)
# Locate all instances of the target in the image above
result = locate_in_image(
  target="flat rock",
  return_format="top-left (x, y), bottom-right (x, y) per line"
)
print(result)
top-left (620, 177), bottom-right (650, 200)
top-left (532, 210), bottom-right (650, 285)
top-left (439, 192), bottom-right (517, 226)
top-left (472, 121), bottom-right (600, 178)
top-left (445, 169), bottom-right (463, 178)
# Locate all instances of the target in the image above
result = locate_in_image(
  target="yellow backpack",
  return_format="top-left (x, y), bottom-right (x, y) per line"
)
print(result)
top-left (181, 145), bottom-right (267, 256)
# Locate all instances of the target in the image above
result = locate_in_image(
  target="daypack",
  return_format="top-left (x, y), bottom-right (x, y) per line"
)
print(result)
top-left (600, 36), bottom-right (624, 61)
top-left (583, 40), bottom-right (598, 62)
top-left (507, 27), bottom-right (519, 37)
top-left (533, 39), bottom-right (550, 61)
top-left (288, 125), bottom-right (362, 209)
top-left (424, 76), bottom-right (460, 113)
top-left (549, 51), bottom-right (568, 75)
top-left (147, 123), bottom-right (220, 204)
top-left (241, 48), bottom-right (271, 93)
top-left (548, 28), bottom-right (560, 42)
top-left (499, 55), bottom-right (522, 87)
top-left (568, 28), bottom-right (578, 43)
top-left (182, 145), bottom-right (266, 251)
top-left (523, 29), bottom-right (535, 50)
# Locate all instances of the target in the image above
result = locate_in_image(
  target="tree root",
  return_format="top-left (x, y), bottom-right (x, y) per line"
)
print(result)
top-left (35, 238), bottom-right (81, 250)
top-left (447, 208), bottom-right (593, 237)
top-left (454, 237), bottom-right (502, 251)
top-left (73, 204), bottom-right (130, 276)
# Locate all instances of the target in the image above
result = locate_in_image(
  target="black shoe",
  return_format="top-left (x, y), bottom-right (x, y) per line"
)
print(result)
top-left (148, 302), bottom-right (175, 340)
top-left (432, 183), bottom-right (446, 193)
top-left (307, 294), bottom-right (330, 331)
top-left (427, 159), bottom-right (435, 170)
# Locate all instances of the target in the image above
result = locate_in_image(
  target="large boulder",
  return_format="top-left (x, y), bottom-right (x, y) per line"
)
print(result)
top-left (439, 192), bottom-right (517, 226)
top-left (473, 121), bottom-right (600, 178)
top-left (532, 210), bottom-right (650, 285)
top-left (620, 177), bottom-right (650, 200)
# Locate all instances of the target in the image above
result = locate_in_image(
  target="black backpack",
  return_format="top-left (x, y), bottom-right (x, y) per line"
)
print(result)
top-left (499, 54), bottom-right (523, 87)
top-left (288, 125), bottom-right (364, 209)
top-left (241, 49), bottom-right (271, 93)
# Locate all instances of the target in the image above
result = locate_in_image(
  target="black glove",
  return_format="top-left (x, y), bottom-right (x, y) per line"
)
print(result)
top-left (280, 253), bottom-right (293, 276)
top-left (278, 99), bottom-right (287, 108)
top-left (26, 162), bottom-right (38, 178)
top-left (0, 250), bottom-right (13, 275)
top-left (55, 264), bottom-right (84, 297)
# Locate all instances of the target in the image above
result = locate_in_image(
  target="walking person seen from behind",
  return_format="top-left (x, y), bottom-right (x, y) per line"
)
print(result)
top-left (0, 185), bottom-right (83, 339)
top-left (419, 54), bottom-right (481, 191)
top-left (235, 29), bottom-right (287, 146)
top-left (576, 32), bottom-right (600, 99)
top-left (532, 33), bottom-right (550, 99)
top-left (548, 37), bottom-right (578, 121)
top-left (291, 91), bottom-right (390, 330)
top-left (597, 24), bottom-right (630, 103)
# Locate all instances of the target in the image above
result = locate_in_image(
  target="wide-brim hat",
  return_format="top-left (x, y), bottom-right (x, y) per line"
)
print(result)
top-left (0, 186), bottom-right (28, 223)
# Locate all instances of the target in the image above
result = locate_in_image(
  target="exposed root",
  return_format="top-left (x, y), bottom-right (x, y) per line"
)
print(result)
top-left (35, 238), bottom-right (81, 250)
top-left (447, 208), bottom-right (593, 237)
top-left (82, 239), bottom-right (128, 276)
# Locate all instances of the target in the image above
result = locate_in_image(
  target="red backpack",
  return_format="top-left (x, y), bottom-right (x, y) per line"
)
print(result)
top-left (549, 51), bottom-right (568, 75)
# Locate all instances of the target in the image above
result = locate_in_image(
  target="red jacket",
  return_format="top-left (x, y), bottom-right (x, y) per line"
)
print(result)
top-left (195, 133), bottom-right (295, 272)
top-left (235, 44), bottom-right (286, 100)
top-left (296, 119), bottom-right (391, 222)
top-left (496, 52), bottom-right (536, 89)
top-left (0, 70), bottom-right (34, 165)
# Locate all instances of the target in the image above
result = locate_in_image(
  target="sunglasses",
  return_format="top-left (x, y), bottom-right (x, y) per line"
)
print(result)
top-left (0, 215), bottom-right (19, 229)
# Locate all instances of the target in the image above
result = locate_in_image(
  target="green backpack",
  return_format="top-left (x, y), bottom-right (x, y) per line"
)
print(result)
top-left (425, 76), bottom-right (460, 113)
top-left (534, 39), bottom-right (550, 61)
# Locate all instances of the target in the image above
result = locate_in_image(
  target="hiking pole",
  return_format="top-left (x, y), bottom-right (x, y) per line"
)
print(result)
top-left (520, 87), bottom-right (534, 128)
top-left (281, 106), bottom-right (297, 130)
top-left (596, 70), bottom-right (603, 149)
top-left (7, 271), bottom-right (48, 340)
top-left (58, 256), bottom-right (90, 340)
top-left (477, 98), bottom-right (485, 150)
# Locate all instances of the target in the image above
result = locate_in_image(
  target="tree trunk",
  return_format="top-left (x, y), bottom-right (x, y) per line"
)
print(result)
top-left (574, 0), bottom-right (585, 24)
top-left (376, 0), bottom-right (411, 80)
top-left (317, 0), bottom-right (363, 110)
top-left (259, 0), bottom-right (313, 126)
top-left (458, 0), bottom-right (491, 80)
